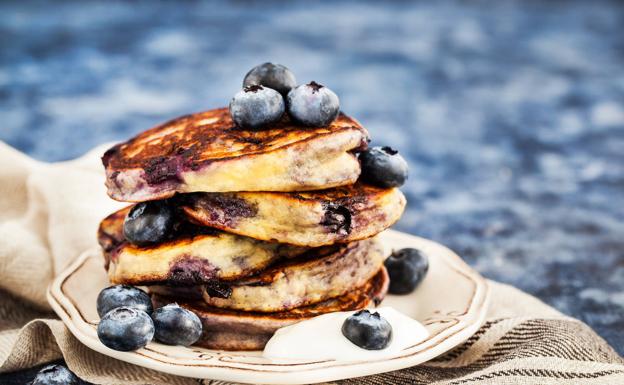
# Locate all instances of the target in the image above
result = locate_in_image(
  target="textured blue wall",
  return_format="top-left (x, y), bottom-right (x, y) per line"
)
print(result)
top-left (1, 0), bottom-right (623, 353)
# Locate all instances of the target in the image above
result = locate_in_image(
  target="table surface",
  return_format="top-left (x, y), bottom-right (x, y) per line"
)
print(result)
top-left (1, 0), bottom-right (622, 380)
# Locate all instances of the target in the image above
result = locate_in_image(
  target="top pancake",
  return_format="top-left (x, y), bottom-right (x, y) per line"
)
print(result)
top-left (103, 108), bottom-right (369, 202)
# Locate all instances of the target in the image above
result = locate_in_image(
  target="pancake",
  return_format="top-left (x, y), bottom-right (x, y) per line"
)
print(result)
top-left (177, 182), bottom-right (406, 246)
top-left (102, 108), bottom-right (369, 202)
top-left (152, 238), bottom-right (386, 312)
top-left (204, 238), bottom-right (385, 312)
top-left (151, 267), bottom-right (389, 350)
top-left (98, 206), bottom-right (307, 286)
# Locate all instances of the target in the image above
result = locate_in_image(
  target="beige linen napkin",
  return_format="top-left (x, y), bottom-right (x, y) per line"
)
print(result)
top-left (0, 141), bottom-right (622, 384)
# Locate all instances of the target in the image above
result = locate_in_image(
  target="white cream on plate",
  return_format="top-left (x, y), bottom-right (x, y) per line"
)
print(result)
top-left (262, 307), bottom-right (429, 361)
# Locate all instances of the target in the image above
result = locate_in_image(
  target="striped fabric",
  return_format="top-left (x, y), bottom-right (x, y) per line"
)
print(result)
top-left (334, 318), bottom-right (624, 385)
top-left (2, 282), bottom-right (622, 385)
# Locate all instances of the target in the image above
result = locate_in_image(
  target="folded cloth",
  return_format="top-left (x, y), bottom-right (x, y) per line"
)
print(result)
top-left (0, 141), bottom-right (622, 385)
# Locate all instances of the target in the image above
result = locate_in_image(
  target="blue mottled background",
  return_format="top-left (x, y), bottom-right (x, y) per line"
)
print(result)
top-left (1, 0), bottom-right (623, 362)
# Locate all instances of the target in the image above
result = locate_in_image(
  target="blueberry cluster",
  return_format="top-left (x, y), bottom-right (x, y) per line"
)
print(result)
top-left (230, 62), bottom-right (340, 129)
top-left (96, 285), bottom-right (203, 351)
top-left (231, 63), bottom-right (409, 189)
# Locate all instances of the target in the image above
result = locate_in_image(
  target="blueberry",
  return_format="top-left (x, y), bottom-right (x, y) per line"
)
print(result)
top-left (97, 307), bottom-right (154, 351)
top-left (151, 303), bottom-right (203, 346)
top-left (123, 200), bottom-right (174, 246)
top-left (229, 85), bottom-right (285, 129)
top-left (32, 364), bottom-right (79, 385)
top-left (384, 248), bottom-right (429, 295)
top-left (243, 62), bottom-right (297, 96)
top-left (287, 81), bottom-right (340, 127)
top-left (341, 310), bottom-right (392, 350)
top-left (359, 146), bottom-right (408, 188)
top-left (96, 285), bottom-right (153, 318)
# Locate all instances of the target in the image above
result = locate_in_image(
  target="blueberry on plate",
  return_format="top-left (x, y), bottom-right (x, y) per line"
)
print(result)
top-left (287, 81), bottom-right (340, 127)
top-left (96, 284), bottom-right (153, 318)
top-left (384, 248), bottom-right (429, 295)
top-left (359, 146), bottom-right (408, 188)
top-left (123, 200), bottom-right (175, 246)
top-left (341, 309), bottom-right (392, 350)
top-left (151, 303), bottom-right (203, 346)
top-left (229, 85), bottom-right (285, 129)
top-left (31, 364), bottom-right (79, 385)
top-left (97, 307), bottom-right (154, 351)
top-left (243, 62), bottom-right (297, 96)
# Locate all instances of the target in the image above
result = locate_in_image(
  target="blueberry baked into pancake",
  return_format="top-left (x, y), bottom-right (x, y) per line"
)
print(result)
top-left (98, 205), bottom-right (308, 286)
top-left (177, 182), bottom-right (405, 246)
top-left (151, 268), bottom-right (389, 351)
top-left (95, 63), bottom-right (417, 352)
top-left (149, 238), bottom-right (386, 313)
top-left (102, 108), bottom-right (369, 202)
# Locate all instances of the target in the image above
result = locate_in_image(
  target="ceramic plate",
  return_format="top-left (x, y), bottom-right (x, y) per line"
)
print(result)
top-left (48, 230), bottom-right (490, 384)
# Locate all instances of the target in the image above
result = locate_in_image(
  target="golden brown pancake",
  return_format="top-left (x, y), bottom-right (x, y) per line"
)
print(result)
top-left (98, 206), bottom-right (308, 286)
top-left (178, 182), bottom-right (405, 246)
top-left (102, 108), bottom-right (369, 202)
top-left (150, 267), bottom-right (389, 350)
top-left (151, 238), bottom-right (386, 313)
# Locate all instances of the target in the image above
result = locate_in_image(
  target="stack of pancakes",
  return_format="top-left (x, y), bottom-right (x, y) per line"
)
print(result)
top-left (97, 108), bottom-right (406, 350)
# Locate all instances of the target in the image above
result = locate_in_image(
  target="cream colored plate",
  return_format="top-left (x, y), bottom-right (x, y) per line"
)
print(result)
top-left (48, 230), bottom-right (490, 384)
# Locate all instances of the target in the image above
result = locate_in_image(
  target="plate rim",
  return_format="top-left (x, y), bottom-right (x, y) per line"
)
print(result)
top-left (48, 230), bottom-right (490, 384)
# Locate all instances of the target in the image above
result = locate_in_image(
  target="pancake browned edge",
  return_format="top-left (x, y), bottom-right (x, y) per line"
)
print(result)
top-left (149, 238), bottom-right (385, 312)
top-left (200, 238), bottom-right (385, 312)
top-left (177, 182), bottom-right (406, 247)
top-left (97, 206), bottom-right (308, 286)
top-left (151, 267), bottom-right (389, 351)
top-left (102, 108), bottom-right (369, 202)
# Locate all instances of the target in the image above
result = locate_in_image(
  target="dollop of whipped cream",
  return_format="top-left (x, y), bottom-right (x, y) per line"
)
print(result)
top-left (263, 307), bottom-right (429, 361)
